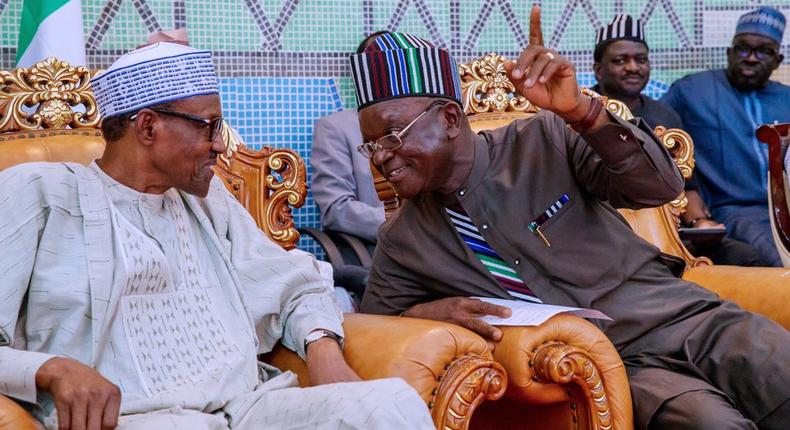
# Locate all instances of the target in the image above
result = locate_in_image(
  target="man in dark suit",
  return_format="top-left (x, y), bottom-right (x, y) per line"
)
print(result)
top-left (353, 6), bottom-right (789, 430)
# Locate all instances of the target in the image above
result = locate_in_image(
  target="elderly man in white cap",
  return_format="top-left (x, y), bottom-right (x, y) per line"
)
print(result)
top-left (0, 42), bottom-right (433, 430)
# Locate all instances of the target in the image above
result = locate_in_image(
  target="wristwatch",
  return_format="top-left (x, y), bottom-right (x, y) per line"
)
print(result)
top-left (304, 329), bottom-right (343, 351)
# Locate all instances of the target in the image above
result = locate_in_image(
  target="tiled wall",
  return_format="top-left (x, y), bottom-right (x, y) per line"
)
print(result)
top-left (2, 0), bottom-right (788, 254)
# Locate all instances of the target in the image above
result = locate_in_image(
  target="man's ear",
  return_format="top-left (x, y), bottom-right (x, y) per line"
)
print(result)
top-left (132, 110), bottom-right (157, 147)
top-left (776, 53), bottom-right (784, 66)
top-left (443, 102), bottom-right (463, 139)
top-left (593, 62), bottom-right (602, 82)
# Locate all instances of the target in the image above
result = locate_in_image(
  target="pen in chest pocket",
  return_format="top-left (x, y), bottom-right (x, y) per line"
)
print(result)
top-left (528, 194), bottom-right (571, 248)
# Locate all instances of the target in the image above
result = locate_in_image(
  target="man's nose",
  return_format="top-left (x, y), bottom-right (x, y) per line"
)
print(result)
top-left (372, 147), bottom-right (394, 167)
top-left (624, 59), bottom-right (640, 71)
top-left (211, 135), bottom-right (227, 153)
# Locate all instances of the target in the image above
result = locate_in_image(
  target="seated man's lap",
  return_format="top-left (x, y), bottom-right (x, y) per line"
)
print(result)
top-left (116, 377), bottom-right (432, 430)
top-left (715, 205), bottom-right (782, 266)
top-left (118, 407), bottom-right (228, 430)
top-left (649, 390), bottom-right (757, 430)
top-left (624, 302), bottom-right (790, 430)
top-left (227, 377), bottom-right (433, 430)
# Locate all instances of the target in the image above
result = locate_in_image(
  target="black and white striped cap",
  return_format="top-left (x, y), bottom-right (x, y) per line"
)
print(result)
top-left (595, 14), bottom-right (647, 49)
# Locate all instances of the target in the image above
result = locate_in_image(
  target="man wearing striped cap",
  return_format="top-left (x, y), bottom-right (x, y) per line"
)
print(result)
top-left (357, 6), bottom-right (789, 429)
top-left (592, 14), bottom-right (683, 129)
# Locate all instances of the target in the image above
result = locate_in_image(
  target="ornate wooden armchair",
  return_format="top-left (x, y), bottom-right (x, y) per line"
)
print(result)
top-left (756, 123), bottom-right (790, 267)
top-left (0, 58), bottom-right (508, 430)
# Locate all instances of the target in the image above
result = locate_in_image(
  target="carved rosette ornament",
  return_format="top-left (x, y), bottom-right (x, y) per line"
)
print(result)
top-left (531, 341), bottom-right (612, 430)
top-left (0, 57), bottom-right (100, 132)
top-left (431, 354), bottom-right (507, 430)
top-left (459, 53), bottom-right (535, 115)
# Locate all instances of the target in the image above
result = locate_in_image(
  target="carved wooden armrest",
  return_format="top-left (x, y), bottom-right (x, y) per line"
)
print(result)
top-left (264, 313), bottom-right (507, 429)
top-left (492, 314), bottom-right (633, 430)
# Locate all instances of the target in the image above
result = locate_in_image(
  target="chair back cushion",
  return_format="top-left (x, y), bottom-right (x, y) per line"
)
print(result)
top-left (0, 130), bottom-right (106, 170)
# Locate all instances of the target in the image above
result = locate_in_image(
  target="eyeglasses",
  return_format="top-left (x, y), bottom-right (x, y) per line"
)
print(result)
top-left (357, 101), bottom-right (446, 159)
top-left (130, 108), bottom-right (224, 141)
top-left (733, 44), bottom-right (779, 61)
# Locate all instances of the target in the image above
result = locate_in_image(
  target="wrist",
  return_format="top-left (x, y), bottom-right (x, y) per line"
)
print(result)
top-left (567, 95), bottom-right (605, 133)
top-left (304, 329), bottom-right (343, 354)
top-left (35, 357), bottom-right (64, 390)
top-left (306, 337), bottom-right (342, 354)
top-left (561, 93), bottom-right (593, 123)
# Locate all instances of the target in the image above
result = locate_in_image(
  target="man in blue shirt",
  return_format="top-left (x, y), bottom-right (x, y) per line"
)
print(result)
top-left (662, 6), bottom-right (789, 266)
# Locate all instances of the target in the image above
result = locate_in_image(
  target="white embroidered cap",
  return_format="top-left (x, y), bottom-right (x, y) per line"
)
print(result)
top-left (91, 42), bottom-right (219, 118)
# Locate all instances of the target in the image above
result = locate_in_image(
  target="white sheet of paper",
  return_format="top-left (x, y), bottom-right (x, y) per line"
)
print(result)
top-left (474, 297), bottom-right (612, 326)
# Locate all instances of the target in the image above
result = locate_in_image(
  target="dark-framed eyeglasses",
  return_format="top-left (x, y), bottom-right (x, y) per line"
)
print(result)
top-left (732, 44), bottom-right (779, 61)
top-left (357, 101), bottom-right (447, 159)
top-left (130, 108), bottom-right (224, 142)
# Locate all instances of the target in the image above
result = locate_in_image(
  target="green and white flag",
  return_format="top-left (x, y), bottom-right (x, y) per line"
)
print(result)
top-left (16, 0), bottom-right (86, 67)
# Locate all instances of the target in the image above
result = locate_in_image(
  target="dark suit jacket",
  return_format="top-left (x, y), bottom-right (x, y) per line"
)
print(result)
top-left (361, 110), bottom-right (686, 329)
top-left (360, 111), bottom-right (789, 427)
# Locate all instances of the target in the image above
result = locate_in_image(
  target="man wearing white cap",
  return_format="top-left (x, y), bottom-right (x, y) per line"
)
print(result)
top-left (0, 42), bottom-right (433, 430)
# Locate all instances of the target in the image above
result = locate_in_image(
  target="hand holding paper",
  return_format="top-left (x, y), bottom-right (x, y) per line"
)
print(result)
top-left (473, 297), bottom-right (612, 326)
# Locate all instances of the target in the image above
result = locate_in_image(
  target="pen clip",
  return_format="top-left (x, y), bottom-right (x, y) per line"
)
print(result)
top-left (528, 222), bottom-right (551, 248)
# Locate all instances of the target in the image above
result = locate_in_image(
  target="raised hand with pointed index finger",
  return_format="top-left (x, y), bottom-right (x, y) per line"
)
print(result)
top-left (504, 5), bottom-right (592, 124)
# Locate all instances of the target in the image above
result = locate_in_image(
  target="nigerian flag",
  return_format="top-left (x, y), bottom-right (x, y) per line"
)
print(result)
top-left (16, 0), bottom-right (86, 67)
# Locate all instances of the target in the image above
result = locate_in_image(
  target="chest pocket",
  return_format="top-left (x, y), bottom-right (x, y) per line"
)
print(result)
top-left (527, 193), bottom-right (576, 232)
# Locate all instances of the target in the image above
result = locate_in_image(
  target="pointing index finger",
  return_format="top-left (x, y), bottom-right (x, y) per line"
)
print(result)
top-left (529, 4), bottom-right (544, 47)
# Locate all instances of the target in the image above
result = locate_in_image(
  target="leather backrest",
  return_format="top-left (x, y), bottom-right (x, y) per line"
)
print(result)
top-left (0, 130), bottom-right (106, 170)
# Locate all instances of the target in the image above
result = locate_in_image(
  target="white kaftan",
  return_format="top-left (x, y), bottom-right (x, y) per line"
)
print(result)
top-left (0, 161), bottom-right (432, 429)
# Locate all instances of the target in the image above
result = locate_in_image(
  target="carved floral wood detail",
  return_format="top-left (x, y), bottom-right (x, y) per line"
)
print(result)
top-left (531, 341), bottom-right (612, 430)
top-left (431, 354), bottom-right (507, 430)
top-left (459, 53), bottom-right (536, 115)
top-left (264, 148), bottom-right (307, 248)
top-left (0, 57), bottom-right (100, 132)
top-left (213, 143), bottom-right (306, 250)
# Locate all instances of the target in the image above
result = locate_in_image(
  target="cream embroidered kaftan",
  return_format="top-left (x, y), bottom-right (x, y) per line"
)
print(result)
top-left (0, 161), bottom-right (431, 429)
